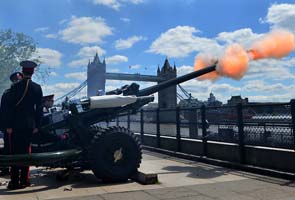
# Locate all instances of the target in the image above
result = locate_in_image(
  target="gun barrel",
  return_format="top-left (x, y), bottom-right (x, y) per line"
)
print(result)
top-left (137, 65), bottom-right (216, 96)
top-left (0, 149), bottom-right (83, 167)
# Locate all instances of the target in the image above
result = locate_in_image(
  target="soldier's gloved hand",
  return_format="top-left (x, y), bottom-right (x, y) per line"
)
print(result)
top-left (33, 128), bottom-right (38, 134)
top-left (6, 128), bottom-right (12, 134)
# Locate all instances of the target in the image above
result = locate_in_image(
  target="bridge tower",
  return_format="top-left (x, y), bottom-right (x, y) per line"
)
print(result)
top-left (157, 58), bottom-right (177, 108)
top-left (87, 53), bottom-right (106, 97)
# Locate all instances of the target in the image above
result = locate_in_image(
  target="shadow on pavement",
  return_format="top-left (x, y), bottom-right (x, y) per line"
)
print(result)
top-left (162, 165), bottom-right (229, 179)
top-left (0, 167), bottom-right (138, 195)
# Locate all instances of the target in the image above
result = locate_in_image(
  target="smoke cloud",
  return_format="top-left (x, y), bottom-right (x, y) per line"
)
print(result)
top-left (195, 29), bottom-right (295, 80)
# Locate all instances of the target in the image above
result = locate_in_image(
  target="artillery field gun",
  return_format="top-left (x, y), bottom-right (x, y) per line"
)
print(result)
top-left (0, 66), bottom-right (216, 182)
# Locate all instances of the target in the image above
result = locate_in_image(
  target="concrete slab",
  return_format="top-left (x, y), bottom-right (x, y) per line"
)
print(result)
top-left (0, 150), bottom-right (293, 200)
top-left (101, 190), bottom-right (156, 200)
top-left (144, 186), bottom-right (202, 199)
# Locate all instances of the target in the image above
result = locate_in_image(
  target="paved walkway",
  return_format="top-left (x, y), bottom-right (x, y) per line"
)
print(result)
top-left (0, 150), bottom-right (294, 200)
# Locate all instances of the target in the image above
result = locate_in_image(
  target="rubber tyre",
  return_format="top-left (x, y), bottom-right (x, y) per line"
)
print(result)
top-left (89, 125), bottom-right (105, 133)
top-left (88, 126), bottom-right (142, 182)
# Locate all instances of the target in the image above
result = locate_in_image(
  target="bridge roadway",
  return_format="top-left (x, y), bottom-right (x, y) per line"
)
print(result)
top-left (0, 150), bottom-right (294, 200)
top-left (106, 72), bottom-right (165, 82)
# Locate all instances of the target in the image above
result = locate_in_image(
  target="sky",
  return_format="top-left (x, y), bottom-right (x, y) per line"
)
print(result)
top-left (1, 0), bottom-right (295, 103)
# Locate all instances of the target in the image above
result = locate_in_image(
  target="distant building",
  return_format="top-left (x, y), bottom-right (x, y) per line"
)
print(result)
top-left (206, 92), bottom-right (222, 106)
top-left (227, 95), bottom-right (249, 105)
top-left (208, 92), bottom-right (216, 102)
top-left (87, 53), bottom-right (106, 97)
top-left (178, 98), bottom-right (203, 108)
top-left (178, 92), bottom-right (222, 107)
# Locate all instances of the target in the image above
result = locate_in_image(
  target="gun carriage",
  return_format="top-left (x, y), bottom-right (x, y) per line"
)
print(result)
top-left (0, 65), bottom-right (216, 182)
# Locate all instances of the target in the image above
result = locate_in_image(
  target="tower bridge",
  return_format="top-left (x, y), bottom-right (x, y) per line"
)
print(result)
top-left (56, 54), bottom-right (194, 110)
top-left (87, 54), bottom-right (178, 109)
top-left (105, 72), bottom-right (165, 82)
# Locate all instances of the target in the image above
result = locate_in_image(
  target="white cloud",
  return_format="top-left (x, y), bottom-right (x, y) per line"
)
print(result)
top-left (49, 72), bottom-right (58, 77)
top-left (92, 0), bottom-right (121, 10)
top-left (58, 16), bottom-right (113, 44)
top-left (244, 58), bottom-right (295, 81)
top-left (247, 93), bottom-right (295, 102)
top-left (69, 46), bottom-right (106, 67)
top-left (106, 55), bottom-right (128, 64)
top-left (243, 80), bottom-right (291, 93)
top-left (129, 64), bottom-right (141, 69)
top-left (34, 27), bottom-right (49, 32)
top-left (115, 36), bottom-right (146, 50)
top-left (120, 17), bottom-right (130, 22)
top-left (125, 0), bottom-right (143, 3)
top-left (148, 26), bottom-right (222, 58)
top-left (147, 22), bottom-right (295, 102)
top-left (42, 82), bottom-right (80, 97)
top-left (216, 28), bottom-right (262, 48)
top-left (45, 34), bottom-right (58, 39)
top-left (59, 19), bottom-right (68, 25)
top-left (181, 79), bottom-right (241, 101)
top-left (178, 77), bottom-right (295, 103)
top-left (211, 83), bottom-right (241, 94)
top-left (176, 58), bottom-right (295, 102)
top-left (150, 24), bottom-right (295, 88)
top-left (77, 46), bottom-right (106, 57)
top-left (69, 59), bottom-right (89, 68)
top-left (177, 65), bottom-right (194, 76)
top-left (92, 0), bottom-right (143, 10)
top-left (65, 72), bottom-right (87, 81)
top-left (263, 3), bottom-right (295, 32)
top-left (33, 48), bottom-right (63, 67)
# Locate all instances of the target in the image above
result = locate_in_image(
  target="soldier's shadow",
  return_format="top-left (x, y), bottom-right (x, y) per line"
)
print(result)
top-left (161, 164), bottom-right (229, 179)
top-left (68, 172), bottom-right (133, 189)
top-left (0, 168), bottom-right (65, 195)
top-left (0, 168), bottom-right (132, 195)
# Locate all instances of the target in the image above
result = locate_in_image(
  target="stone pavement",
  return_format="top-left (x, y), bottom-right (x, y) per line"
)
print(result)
top-left (0, 150), bottom-right (294, 200)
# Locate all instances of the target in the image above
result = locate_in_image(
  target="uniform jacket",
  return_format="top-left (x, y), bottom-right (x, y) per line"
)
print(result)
top-left (0, 88), bottom-right (11, 130)
top-left (6, 78), bottom-right (43, 130)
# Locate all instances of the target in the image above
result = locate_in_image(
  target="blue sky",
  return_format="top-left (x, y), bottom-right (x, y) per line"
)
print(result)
top-left (1, 0), bottom-right (295, 103)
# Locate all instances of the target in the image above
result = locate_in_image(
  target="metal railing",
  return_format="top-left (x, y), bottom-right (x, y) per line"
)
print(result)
top-left (104, 100), bottom-right (295, 154)
top-left (99, 100), bottom-right (295, 167)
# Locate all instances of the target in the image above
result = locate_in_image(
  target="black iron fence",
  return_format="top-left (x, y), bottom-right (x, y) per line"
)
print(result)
top-left (103, 100), bottom-right (295, 152)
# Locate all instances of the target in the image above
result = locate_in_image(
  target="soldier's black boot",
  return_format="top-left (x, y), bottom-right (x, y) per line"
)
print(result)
top-left (7, 181), bottom-right (20, 190)
top-left (19, 181), bottom-right (31, 188)
top-left (8, 167), bottom-right (20, 190)
top-left (20, 166), bottom-right (30, 188)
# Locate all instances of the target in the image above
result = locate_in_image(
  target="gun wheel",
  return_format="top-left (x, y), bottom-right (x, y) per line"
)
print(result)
top-left (88, 126), bottom-right (142, 182)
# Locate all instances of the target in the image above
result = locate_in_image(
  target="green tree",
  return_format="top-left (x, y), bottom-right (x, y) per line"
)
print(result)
top-left (0, 29), bottom-right (40, 94)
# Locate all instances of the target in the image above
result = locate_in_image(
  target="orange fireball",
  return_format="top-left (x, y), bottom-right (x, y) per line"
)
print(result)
top-left (217, 44), bottom-right (249, 80)
top-left (194, 54), bottom-right (219, 80)
top-left (250, 29), bottom-right (295, 60)
top-left (194, 29), bottom-right (295, 81)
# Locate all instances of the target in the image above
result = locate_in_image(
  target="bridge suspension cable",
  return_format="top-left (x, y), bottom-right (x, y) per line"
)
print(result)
top-left (177, 84), bottom-right (197, 107)
top-left (177, 84), bottom-right (195, 100)
top-left (54, 81), bottom-right (196, 105)
top-left (55, 80), bottom-right (88, 103)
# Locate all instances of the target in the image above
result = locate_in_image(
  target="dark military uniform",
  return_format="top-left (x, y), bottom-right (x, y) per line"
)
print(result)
top-left (0, 89), bottom-right (12, 175)
top-left (0, 72), bottom-right (23, 176)
top-left (6, 76), bottom-right (43, 186)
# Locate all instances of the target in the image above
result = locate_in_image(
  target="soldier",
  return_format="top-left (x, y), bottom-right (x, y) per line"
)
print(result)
top-left (5, 61), bottom-right (43, 190)
top-left (42, 94), bottom-right (54, 113)
top-left (0, 72), bottom-right (23, 176)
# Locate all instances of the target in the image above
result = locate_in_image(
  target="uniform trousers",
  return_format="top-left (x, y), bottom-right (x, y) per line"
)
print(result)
top-left (10, 129), bottom-right (33, 184)
top-left (0, 132), bottom-right (10, 174)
